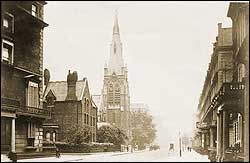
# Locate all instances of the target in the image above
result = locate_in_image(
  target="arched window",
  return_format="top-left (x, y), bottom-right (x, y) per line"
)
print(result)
top-left (114, 84), bottom-right (120, 104)
top-left (108, 84), bottom-right (114, 104)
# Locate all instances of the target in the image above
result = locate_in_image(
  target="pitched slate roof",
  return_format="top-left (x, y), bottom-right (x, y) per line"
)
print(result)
top-left (43, 80), bottom-right (86, 101)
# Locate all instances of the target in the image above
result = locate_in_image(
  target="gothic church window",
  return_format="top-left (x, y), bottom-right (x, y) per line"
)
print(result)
top-left (114, 84), bottom-right (120, 104)
top-left (108, 84), bottom-right (114, 104)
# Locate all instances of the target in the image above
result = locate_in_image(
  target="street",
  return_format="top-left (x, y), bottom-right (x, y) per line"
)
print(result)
top-left (16, 147), bottom-right (210, 162)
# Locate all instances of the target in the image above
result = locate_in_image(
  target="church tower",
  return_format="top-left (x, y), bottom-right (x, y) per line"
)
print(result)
top-left (101, 11), bottom-right (131, 140)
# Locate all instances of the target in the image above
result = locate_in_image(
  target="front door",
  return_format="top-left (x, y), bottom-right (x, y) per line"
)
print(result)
top-left (1, 117), bottom-right (12, 153)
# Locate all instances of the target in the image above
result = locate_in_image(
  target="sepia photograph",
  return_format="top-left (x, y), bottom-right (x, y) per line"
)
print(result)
top-left (1, 1), bottom-right (249, 162)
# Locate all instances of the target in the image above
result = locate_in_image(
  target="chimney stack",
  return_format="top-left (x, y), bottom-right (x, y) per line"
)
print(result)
top-left (66, 70), bottom-right (78, 101)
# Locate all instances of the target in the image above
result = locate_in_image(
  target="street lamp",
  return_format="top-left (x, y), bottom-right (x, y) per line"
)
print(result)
top-left (179, 131), bottom-right (182, 157)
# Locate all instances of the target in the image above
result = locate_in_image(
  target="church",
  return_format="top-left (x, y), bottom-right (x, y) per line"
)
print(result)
top-left (100, 12), bottom-right (132, 141)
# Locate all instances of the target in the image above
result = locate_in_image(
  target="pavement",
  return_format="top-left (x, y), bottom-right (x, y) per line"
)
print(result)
top-left (2, 148), bottom-right (210, 162)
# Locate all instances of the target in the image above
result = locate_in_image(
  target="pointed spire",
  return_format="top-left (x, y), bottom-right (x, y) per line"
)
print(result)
top-left (113, 9), bottom-right (119, 34)
top-left (108, 9), bottom-right (124, 75)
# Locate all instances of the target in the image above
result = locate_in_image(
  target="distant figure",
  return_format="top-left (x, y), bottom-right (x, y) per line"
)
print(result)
top-left (127, 146), bottom-right (129, 152)
top-left (169, 143), bottom-right (174, 152)
top-left (188, 146), bottom-right (192, 152)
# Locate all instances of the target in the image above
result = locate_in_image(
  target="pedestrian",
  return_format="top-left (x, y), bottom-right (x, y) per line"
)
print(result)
top-left (55, 143), bottom-right (60, 158)
top-left (127, 146), bottom-right (129, 152)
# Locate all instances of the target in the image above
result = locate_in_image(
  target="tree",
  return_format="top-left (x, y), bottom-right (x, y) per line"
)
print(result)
top-left (64, 125), bottom-right (91, 144)
top-left (97, 125), bottom-right (128, 146)
top-left (131, 111), bottom-right (157, 149)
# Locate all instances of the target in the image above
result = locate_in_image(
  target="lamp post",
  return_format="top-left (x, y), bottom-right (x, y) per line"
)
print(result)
top-left (179, 131), bottom-right (182, 157)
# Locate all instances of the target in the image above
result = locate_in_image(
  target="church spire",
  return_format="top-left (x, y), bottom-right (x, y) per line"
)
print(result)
top-left (113, 9), bottom-right (119, 35)
top-left (108, 10), bottom-right (124, 75)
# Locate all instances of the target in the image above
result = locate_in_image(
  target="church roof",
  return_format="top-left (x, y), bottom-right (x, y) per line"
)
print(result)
top-left (43, 80), bottom-right (86, 101)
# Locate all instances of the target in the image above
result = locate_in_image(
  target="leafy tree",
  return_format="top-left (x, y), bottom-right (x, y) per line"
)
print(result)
top-left (131, 111), bottom-right (157, 149)
top-left (64, 125), bottom-right (91, 144)
top-left (97, 125), bottom-right (128, 146)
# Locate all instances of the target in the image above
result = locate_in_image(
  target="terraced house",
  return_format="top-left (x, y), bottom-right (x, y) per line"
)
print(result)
top-left (194, 2), bottom-right (249, 162)
top-left (1, 0), bottom-right (49, 155)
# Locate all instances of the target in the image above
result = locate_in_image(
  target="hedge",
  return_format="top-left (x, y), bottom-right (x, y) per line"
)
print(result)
top-left (53, 142), bottom-right (120, 153)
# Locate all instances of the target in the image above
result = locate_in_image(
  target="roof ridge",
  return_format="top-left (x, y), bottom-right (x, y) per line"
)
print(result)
top-left (49, 80), bottom-right (86, 83)
top-left (49, 80), bottom-right (66, 83)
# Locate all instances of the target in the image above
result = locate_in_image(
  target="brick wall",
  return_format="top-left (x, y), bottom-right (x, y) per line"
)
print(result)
top-left (53, 101), bottom-right (82, 141)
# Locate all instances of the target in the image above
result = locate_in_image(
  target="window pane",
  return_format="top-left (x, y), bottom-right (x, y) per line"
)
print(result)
top-left (2, 48), bottom-right (9, 60)
top-left (2, 41), bottom-right (13, 64)
top-left (32, 5), bottom-right (36, 11)
top-left (32, 5), bottom-right (37, 16)
top-left (3, 19), bottom-right (9, 28)
top-left (28, 82), bottom-right (39, 107)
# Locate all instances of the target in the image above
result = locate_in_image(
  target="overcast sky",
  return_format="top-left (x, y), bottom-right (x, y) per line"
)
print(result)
top-left (43, 1), bottom-right (232, 146)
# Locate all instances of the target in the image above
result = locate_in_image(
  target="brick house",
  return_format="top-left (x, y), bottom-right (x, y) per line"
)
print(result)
top-left (1, 1), bottom-right (49, 154)
top-left (43, 71), bottom-right (97, 143)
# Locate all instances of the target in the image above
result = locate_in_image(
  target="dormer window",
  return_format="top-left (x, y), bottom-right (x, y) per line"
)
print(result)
top-left (31, 4), bottom-right (38, 17)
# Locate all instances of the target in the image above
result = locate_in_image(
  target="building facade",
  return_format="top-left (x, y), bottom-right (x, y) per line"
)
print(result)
top-left (227, 3), bottom-right (249, 162)
top-left (194, 2), bottom-right (249, 162)
top-left (43, 71), bottom-right (97, 143)
top-left (100, 12), bottom-right (131, 141)
top-left (1, 1), bottom-right (50, 154)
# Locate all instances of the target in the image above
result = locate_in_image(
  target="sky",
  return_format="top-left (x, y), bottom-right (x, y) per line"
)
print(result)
top-left (43, 1), bottom-right (232, 147)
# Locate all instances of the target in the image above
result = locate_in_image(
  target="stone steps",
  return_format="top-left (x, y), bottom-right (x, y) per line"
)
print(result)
top-left (1, 154), bottom-right (12, 162)
top-left (16, 152), bottom-right (56, 160)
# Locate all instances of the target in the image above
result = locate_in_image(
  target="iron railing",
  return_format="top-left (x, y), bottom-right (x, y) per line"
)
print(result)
top-left (199, 82), bottom-right (244, 122)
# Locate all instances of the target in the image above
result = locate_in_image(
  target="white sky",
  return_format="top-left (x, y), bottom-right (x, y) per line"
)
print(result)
top-left (43, 1), bottom-right (232, 146)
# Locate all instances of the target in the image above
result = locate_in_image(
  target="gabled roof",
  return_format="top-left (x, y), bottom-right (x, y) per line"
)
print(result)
top-left (43, 80), bottom-right (86, 101)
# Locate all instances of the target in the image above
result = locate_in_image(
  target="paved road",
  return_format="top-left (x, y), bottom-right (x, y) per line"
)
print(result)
top-left (71, 148), bottom-right (210, 162)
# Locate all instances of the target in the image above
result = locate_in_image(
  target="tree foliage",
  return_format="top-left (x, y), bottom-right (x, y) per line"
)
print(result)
top-left (97, 125), bottom-right (128, 146)
top-left (131, 111), bottom-right (157, 149)
top-left (64, 125), bottom-right (91, 144)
